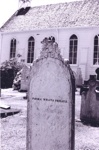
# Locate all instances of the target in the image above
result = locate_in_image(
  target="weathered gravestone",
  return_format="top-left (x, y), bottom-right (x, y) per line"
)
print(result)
top-left (27, 37), bottom-right (75, 150)
top-left (76, 67), bottom-right (83, 87)
top-left (20, 64), bottom-right (30, 91)
top-left (80, 68), bottom-right (99, 126)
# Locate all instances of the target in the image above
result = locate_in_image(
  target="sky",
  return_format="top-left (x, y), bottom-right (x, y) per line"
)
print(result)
top-left (0, 0), bottom-right (81, 27)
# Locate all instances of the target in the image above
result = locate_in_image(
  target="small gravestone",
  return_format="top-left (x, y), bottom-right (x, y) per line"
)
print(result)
top-left (27, 37), bottom-right (75, 150)
top-left (80, 68), bottom-right (99, 126)
top-left (20, 65), bottom-right (30, 91)
top-left (76, 67), bottom-right (83, 87)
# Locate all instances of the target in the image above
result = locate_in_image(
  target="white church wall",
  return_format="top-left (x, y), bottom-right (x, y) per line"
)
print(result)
top-left (80, 28), bottom-right (99, 79)
top-left (59, 28), bottom-right (85, 81)
top-left (57, 27), bottom-right (99, 81)
top-left (0, 27), bottom-right (99, 81)
top-left (87, 30), bottom-right (99, 78)
top-left (1, 33), bottom-right (11, 63)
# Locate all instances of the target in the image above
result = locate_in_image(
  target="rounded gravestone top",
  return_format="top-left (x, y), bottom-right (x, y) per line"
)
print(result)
top-left (89, 75), bottom-right (96, 80)
top-left (84, 80), bottom-right (89, 86)
top-left (96, 68), bottom-right (99, 80)
top-left (95, 68), bottom-right (99, 75)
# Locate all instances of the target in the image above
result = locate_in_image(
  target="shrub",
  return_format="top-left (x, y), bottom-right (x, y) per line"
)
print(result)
top-left (0, 58), bottom-right (23, 88)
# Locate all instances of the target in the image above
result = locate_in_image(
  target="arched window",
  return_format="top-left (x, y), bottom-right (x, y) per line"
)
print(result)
top-left (69, 34), bottom-right (78, 64)
top-left (27, 36), bottom-right (35, 63)
top-left (93, 35), bottom-right (99, 65)
top-left (10, 38), bottom-right (16, 58)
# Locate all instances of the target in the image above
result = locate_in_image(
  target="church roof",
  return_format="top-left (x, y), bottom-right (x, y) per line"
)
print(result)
top-left (0, 0), bottom-right (99, 32)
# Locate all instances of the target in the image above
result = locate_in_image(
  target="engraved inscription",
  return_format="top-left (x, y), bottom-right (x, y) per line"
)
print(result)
top-left (32, 97), bottom-right (67, 103)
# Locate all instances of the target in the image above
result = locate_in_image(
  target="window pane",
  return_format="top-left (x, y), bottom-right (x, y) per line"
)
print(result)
top-left (70, 40), bottom-right (73, 46)
top-left (74, 53), bottom-right (77, 58)
top-left (73, 58), bottom-right (77, 64)
top-left (69, 52), bottom-right (72, 57)
top-left (69, 57), bottom-right (72, 64)
top-left (74, 40), bottom-right (77, 45)
top-left (74, 46), bottom-right (77, 52)
top-left (94, 46), bottom-right (98, 52)
top-left (28, 42), bottom-right (31, 47)
top-left (94, 53), bottom-right (97, 59)
top-left (70, 46), bottom-right (73, 52)
top-left (94, 39), bottom-right (98, 45)
top-left (14, 40), bottom-right (16, 46)
top-left (31, 42), bottom-right (34, 47)
top-left (69, 35), bottom-right (78, 64)
top-left (10, 39), bottom-right (16, 59)
top-left (93, 34), bottom-right (99, 65)
top-left (27, 37), bottom-right (35, 63)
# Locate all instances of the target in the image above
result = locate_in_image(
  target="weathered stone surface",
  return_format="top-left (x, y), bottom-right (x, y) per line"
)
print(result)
top-left (20, 65), bottom-right (30, 91)
top-left (27, 37), bottom-right (75, 150)
top-left (76, 68), bottom-right (83, 87)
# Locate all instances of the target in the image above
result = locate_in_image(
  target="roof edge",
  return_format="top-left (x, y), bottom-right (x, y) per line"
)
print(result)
top-left (1, 26), bottom-right (99, 35)
top-left (0, 10), bottom-right (18, 30)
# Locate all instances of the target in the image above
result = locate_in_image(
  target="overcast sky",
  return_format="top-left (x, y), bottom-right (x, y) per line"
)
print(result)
top-left (0, 0), bottom-right (81, 27)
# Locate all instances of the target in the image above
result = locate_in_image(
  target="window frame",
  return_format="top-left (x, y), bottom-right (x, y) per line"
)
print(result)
top-left (27, 36), bottom-right (35, 63)
top-left (69, 34), bottom-right (78, 64)
top-left (10, 38), bottom-right (16, 59)
top-left (93, 34), bottom-right (99, 65)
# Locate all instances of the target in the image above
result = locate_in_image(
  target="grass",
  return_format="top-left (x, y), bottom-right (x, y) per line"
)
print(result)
top-left (1, 88), bottom-right (99, 150)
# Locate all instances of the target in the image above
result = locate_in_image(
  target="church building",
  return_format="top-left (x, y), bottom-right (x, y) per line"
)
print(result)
top-left (0, 0), bottom-right (99, 84)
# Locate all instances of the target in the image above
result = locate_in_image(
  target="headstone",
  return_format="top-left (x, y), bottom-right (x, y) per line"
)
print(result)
top-left (12, 70), bottom-right (22, 90)
top-left (27, 37), bottom-right (75, 150)
top-left (76, 67), bottom-right (83, 87)
top-left (80, 80), bottom-right (89, 95)
top-left (20, 65), bottom-right (30, 91)
top-left (80, 68), bottom-right (99, 126)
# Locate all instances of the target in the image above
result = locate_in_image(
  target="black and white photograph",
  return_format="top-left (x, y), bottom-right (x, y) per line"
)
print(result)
top-left (0, 0), bottom-right (99, 150)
